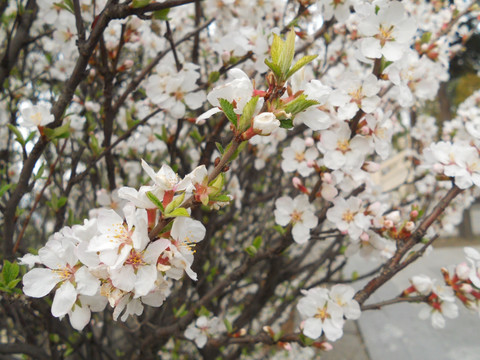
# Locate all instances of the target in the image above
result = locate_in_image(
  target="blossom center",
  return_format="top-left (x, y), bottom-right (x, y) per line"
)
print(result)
top-left (54, 265), bottom-right (75, 281)
top-left (315, 307), bottom-right (328, 321)
top-left (125, 249), bottom-right (146, 269)
top-left (337, 139), bottom-right (350, 153)
top-left (342, 210), bottom-right (355, 223)
top-left (295, 151), bottom-right (306, 162)
top-left (377, 24), bottom-right (395, 46)
top-left (108, 223), bottom-right (133, 245)
top-left (291, 210), bottom-right (303, 223)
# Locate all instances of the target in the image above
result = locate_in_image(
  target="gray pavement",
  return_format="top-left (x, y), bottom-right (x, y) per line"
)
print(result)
top-left (331, 245), bottom-right (480, 360)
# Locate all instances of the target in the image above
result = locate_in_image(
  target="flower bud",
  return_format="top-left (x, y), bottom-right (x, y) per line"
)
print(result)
top-left (363, 161), bottom-right (381, 173)
top-left (384, 219), bottom-right (394, 229)
top-left (292, 177), bottom-right (303, 188)
top-left (385, 211), bottom-right (400, 223)
top-left (410, 274), bottom-right (433, 295)
top-left (405, 221), bottom-right (415, 232)
top-left (360, 232), bottom-right (369, 242)
top-left (221, 51), bottom-right (231, 63)
top-left (322, 172), bottom-right (333, 184)
top-left (433, 163), bottom-right (444, 173)
top-left (305, 137), bottom-right (314, 147)
top-left (460, 283), bottom-right (473, 293)
top-left (252, 112), bottom-right (280, 135)
top-left (456, 262), bottom-right (470, 280)
top-left (123, 59), bottom-right (134, 69)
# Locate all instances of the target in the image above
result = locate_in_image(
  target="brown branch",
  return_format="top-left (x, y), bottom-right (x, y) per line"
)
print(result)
top-left (12, 140), bottom-right (68, 254)
top-left (73, 0), bottom-right (86, 43)
top-left (112, 18), bottom-right (214, 114)
top-left (354, 185), bottom-right (463, 305)
top-left (0, 0), bottom-right (38, 92)
top-left (361, 295), bottom-right (428, 311)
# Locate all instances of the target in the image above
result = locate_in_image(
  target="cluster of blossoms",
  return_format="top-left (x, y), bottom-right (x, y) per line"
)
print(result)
top-left (21, 161), bottom-right (212, 330)
top-left (297, 285), bottom-right (361, 341)
top-left (404, 247), bottom-right (480, 329)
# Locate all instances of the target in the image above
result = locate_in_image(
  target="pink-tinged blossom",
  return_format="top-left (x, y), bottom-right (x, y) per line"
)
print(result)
top-left (108, 239), bottom-right (170, 297)
top-left (330, 74), bottom-right (381, 120)
top-left (318, 122), bottom-right (371, 171)
top-left (356, 1), bottom-right (417, 61)
top-left (329, 285), bottom-right (361, 320)
top-left (297, 287), bottom-right (345, 341)
top-left (157, 217), bottom-right (206, 281)
top-left (410, 274), bottom-right (434, 295)
top-left (281, 137), bottom-right (318, 177)
top-left (141, 160), bottom-right (191, 193)
top-left (424, 142), bottom-right (480, 189)
top-left (88, 204), bottom-right (149, 268)
top-left (23, 235), bottom-right (100, 319)
top-left (274, 195), bottom-right (318, 244)
top-left (326, 197), bottom-right (371, 241)
top-left (320, 0), bottom-right (354, 22)
top-left (184, 316), bottom-right (226, 348)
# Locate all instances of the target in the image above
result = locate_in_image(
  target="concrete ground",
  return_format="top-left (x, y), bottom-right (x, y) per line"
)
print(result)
top-left (322, 241), bottom-right (480, 360)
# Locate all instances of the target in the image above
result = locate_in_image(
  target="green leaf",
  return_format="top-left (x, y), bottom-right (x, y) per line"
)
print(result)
top-left (252, 236), bottom-right (262, 249)
top-left (7, 278), bottom-right (21, 289)
top-left (238, 96), bottom-right (259, 132)
top-left (245, 245), bottom-right (257, 257)
top-left (215, 142), bottom-right (225, 155)
top-left (50, 121), bottom-right (71, 140)
top-left (25, 131), bottom-right (37, 144)
top-left (224, 319), bottom-right (233, 333)
top-left (284, 94), bottom-right (318, 116)
top-left (279, 118), bottom-right (293, 129)
top-left (218, 98), bottom-right (237, 127)
top-left (299, 333), bottom-right (315, 346)
top-left (421, 31), bottom-right (432, 43)
top-left (190, 129), bottom-right (203, 143)
top-left (7, 124), bottom-right (25, 147)
top-left (286, 55), bottom-right (317, 79)
top-left (2, 260), bottom-right (19, 285)
top-left (89, 133), bottom-right (101, 155)
top-left (351, 271), bottom-right (359, 281)
top-left (228, 140), bottom-right (248, 161)
top-left (174, 304), bottom-right (187, 318)
top-left (146, 191), bottom-right (165, 212)
top-left (34, 163), bottom-right (45, 180)
top-left (0, 184), bottom-right (13, 198)
top-left (208, 174), bottom-right (225, 196)
top-left (153, 8), bottom-right (170, 20)
top-left (57, 196), bottom-right (67, 209)
top-left (273, 225), bottom-right (286, 235)
top-left (270, 33), bottom-right (283, 65)
top-left (164, 207), bottom-right (189, 218)
top-left (208, 71), bottom-right (220, 84)
top-left (53, 1), bottom-right (74, 13)
top-left (279, 28), bottom-right (296, 75)
top-left (165, 192), bottom-right (186, 214)
top-left (209, 194), bottom-right (231, 202)
top-left (264, 59), bottom-right (282, 80)
top-left (273, 330), bottom-right (284, 342)
top-left (132, 0), bottom-right (150, 8)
